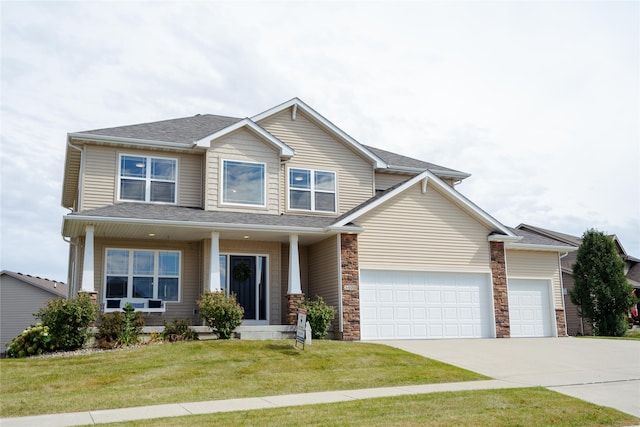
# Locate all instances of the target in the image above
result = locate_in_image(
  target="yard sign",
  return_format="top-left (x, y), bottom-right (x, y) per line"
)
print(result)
top-left (295, 308), bottom-right (307, 349)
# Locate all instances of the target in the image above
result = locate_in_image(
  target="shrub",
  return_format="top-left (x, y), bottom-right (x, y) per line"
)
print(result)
top-left (299, 295), bottom-right (335, 339)
top-left (36, 293), bottom-right (97, 351)
top-left (6, 324), bottom-right (55, 358)
top-left (95, 303), bottom-right (144, 348)
top-left (160, 318), bottom-right (199, 342)
top-left (197, 291), bottom-right (244, 339)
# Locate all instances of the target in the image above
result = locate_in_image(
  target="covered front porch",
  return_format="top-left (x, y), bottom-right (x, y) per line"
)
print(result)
top-left (62, 204), bottom-right (363, 339)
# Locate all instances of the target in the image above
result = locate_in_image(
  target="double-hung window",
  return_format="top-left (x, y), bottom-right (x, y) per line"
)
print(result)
top-left (289, 168), bottom-right (336, 212)
top-left (222, 160), bottom-right (266, 206)
top-left (105, 249), bottom-right (180, 302)
top-left (119, 154), bottom-right (177, 203)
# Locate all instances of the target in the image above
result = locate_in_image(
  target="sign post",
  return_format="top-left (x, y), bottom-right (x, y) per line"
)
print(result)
top-left (295, 308), bottom-right (307, 349)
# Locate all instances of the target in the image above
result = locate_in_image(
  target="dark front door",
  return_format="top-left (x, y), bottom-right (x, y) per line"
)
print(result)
top-left (230, 256), bottom-right (256, 320)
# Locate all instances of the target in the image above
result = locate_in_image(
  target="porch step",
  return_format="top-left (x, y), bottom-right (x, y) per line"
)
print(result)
top-left (235, 325), bottom-right (296, 340)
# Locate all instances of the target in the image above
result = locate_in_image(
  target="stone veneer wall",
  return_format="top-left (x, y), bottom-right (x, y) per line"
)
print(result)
top-left (341, 234), bottom-right (360, 340)
top-left (286, 294), bottom-right (305, 325)
top-left (555, 309), bottom-right (567, 337)
top-left (490, 241), bottom-right (510, 338)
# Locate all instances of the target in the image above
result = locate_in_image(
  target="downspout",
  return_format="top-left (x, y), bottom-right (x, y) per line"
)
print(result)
top-left (67, 138), bottom-right (84, 212)
top-left (64, 138), bottom-right (84, 298)
top-left (62, 235), bottom-right (78, 299)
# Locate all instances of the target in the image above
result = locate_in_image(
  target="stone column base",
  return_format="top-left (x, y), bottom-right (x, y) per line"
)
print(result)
top-left (287, 293), bottom-right (305, 325)
top-left (555, 309), bottom-right (567, 337)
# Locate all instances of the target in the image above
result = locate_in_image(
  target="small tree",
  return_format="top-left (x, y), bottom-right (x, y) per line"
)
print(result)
top-left (197, 291), bottom-right (244, 339)
top-left (96, 303), bottom-right (144, 348)
top-left (570, 229), bottom-right (635, 336)
top-left (36, 293), bottom-right (97, 351)
top-left (299, 296), bottom-right (336, 339)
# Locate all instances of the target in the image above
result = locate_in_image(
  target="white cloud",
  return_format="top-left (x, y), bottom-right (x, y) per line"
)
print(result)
top-left (1, 1), bottom-right (638, 282)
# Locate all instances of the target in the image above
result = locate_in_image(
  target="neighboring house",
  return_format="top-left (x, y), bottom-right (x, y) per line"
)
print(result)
top-left (516, 224), bottom-right (640, 335)
top-left (61, 98), bottom-right (577, 340)
top-left (0, 271), bottom-right (67, 352)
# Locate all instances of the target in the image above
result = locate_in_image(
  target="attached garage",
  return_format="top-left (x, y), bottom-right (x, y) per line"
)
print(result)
top-left (508, 279), bottom-right (554, 337)
top-left (360, 270), bottom-right (494, 340)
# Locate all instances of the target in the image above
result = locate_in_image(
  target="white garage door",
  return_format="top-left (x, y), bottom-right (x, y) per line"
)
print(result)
top-left (360, 270), bottom-right (493, 340)
top-left (508, 279), bottom-right (553, 337)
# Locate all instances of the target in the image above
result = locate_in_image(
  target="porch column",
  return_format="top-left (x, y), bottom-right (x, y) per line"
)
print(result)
top-left (287, 234), bottom-right (304, 325)
top-left (490, 241), bottom-right (510, 338)
top-left (209, 231), bottom-right (221, 292)
top-left (81, 225), bottom-right (95, 293)
top-left (288, 234), bottom-right (302, 294)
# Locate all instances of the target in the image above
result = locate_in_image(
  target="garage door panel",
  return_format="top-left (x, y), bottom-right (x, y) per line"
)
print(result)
top-left (360, 270), bottom-right (493, 340)
top-left (508, 279), bottom-right (553, 338)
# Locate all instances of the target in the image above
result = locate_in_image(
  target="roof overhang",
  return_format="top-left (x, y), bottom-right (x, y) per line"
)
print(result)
top-left (194, 118), bottom-right (295, 158)
top-left (62, 214), bottom-right (362, 246)
top-left (68, 132), bottom-right (195, 151)
top-left (251, 98), bottom-right (387, 168)
top-left (505, 242), bottom-right (579, 252)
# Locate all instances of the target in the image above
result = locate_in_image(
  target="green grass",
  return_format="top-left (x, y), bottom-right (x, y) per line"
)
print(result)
top-left (93, 388), bottom-right (639, 427)
top-left (0, 340), bottom-right (485, 417)
top-left (577, 329), bottom-right (640, 340)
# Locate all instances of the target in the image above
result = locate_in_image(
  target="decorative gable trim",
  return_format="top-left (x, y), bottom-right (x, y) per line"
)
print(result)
top-left (251, 98), bottom-right (387, 168)
top-left (194, 118), bottom-right (295, 158)
top-left (333, 169), bottom-right (515, 237)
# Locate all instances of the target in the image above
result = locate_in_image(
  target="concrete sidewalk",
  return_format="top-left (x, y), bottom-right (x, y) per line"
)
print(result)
top-left (0, 379), bottom-right (524, 427)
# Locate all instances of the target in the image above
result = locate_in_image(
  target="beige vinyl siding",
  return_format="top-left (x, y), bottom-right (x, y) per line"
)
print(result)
top-left (374, 172), bottom-right (412, 191)
top-left (92, 238), bottom-right (202, 326)
top-left (308, 235), bottom-right (340, 332)
top-left (258, 109), bottom-right (374, 214)
top-left (506, 249), bottom-right (563, 310)
top-left (357, 182), bottom-right (492, 272)
top-left (205, 129), bottom-right (280, 214)
top-left (81, 146), bottom-right (203, 210)
top-left (0, 275), bottom-right (64, 352)
top-left (203, 239), bottom-right (282, 324)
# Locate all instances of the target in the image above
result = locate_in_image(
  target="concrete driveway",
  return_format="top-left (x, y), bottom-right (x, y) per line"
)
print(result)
top-left (378, 337), bottom-right (640, 417)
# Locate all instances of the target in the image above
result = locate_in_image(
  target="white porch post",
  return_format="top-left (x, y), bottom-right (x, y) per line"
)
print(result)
top-left (209, 231), bottom-right (221, 292)
top-left (288, 234), bottom-right (302, 294)
top-left (81, 225), bottom-right (95, 293)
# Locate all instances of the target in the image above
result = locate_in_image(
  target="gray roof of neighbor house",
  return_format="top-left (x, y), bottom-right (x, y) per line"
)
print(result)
top-left (77, 114), bottom-right (243, 145)
top-left (0, 270), bottom-right (67, 297)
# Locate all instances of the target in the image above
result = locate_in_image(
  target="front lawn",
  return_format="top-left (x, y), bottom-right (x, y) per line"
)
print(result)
top-left (98, 388), bottom-right (640, 427)
top-left (0, 340), bottom-right (485, 417)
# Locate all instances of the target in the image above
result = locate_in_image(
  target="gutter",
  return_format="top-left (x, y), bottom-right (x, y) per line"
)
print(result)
top-left (68, 132), bottom-right (196, 151)
top-left (63, 214), bottom-right (363, 235)
top-left (505, 243), bottom-right (579, 252)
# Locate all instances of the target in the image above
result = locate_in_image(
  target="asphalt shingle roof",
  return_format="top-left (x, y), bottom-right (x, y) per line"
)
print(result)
top-left (71, 203), bottom-right (337, 229)
top-left (508, 227), bottom-right (576, 248)
top-left (77, 114), bottom-right (243, 145)
top-left (364, 145), bottom-right (470, 178)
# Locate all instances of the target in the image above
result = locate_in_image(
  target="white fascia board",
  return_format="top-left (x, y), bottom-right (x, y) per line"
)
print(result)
top-left (488, 234), bottom-right (523, 243)
top-left (505, 243), bottom-right (579, 252)
top-left (194, 118), bottom-right (295, 157)
top-left (63, 214), bottom-right (329, 235)
top-left (252, 98), bottom-right (387, 168)
top-left (334, 169), bottom-right (515, 238)
top-left (68, 133), bottom-right (193, 150)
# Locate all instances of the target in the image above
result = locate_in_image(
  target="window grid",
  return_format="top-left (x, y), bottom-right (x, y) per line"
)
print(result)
top-left (288, 168), bottom-right (336, 212)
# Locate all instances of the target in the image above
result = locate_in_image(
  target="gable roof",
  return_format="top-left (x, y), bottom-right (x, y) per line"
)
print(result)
top-left (1, 270), bottom-right (67, 297)
top-left (506, 227), bottom-right (578, 252)
top-left (334, 168), bottom-right (517, 238)
top-left (251, 98), bottom-right (388, 169)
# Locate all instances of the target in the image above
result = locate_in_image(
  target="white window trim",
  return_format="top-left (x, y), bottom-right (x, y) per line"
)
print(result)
top-left (220, 159), bottom-right (267, 208)
top-left (103, 248), bottom-right (182, 306)
top-left (117, 153), bottom-right (178, 204)
top-left (287, 167), bottom-right (337, 213)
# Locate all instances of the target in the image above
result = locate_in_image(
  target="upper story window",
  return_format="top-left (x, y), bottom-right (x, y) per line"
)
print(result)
top-left (119, 154), bottom-right (177, 203)
top-left (105, 249), bottom-right (181, 302)
top-left (222, 160), bottom-right (266, 207)
top-left (289, 168), bottom-right (336, 212)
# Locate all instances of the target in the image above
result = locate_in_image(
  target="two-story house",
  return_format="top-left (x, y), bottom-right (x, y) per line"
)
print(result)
top-left (61, 98), bottom-right (576, 340)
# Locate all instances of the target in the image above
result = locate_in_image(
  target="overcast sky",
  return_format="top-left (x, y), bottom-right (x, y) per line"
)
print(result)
top-left (1, 1), bottom-right (638, 283)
